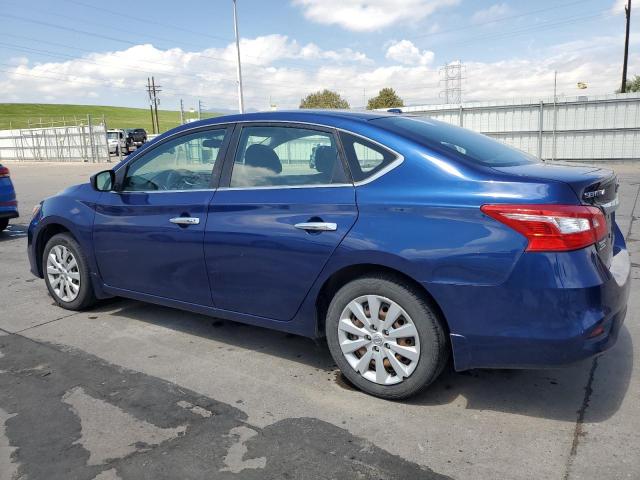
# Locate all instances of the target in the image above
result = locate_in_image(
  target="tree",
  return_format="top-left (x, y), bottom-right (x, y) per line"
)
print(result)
top-left (618, 75), bottom-right (640, 93)
top-left (299, 89), bottom-right (350, 109)
top-left (367, 88), bottom-right (404, 110)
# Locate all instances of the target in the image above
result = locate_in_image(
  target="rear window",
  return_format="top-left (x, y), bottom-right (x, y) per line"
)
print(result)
top-left (370, 116), bottom-right (539, 167)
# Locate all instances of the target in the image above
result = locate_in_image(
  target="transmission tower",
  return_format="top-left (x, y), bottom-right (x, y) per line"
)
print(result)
top-left (439, 61), bottom-right (465, 104)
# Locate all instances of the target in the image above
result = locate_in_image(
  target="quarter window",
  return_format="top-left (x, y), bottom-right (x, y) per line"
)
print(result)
top-left (123, 129), bottom-right (227, 191)
top-left (230, 126), bottom-right (348, 188)
top-left (339, 133), bottom-right (398, 182)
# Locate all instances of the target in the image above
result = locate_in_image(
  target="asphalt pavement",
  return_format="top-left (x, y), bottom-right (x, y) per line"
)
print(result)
top-left (0, 161), bottom-right (638, 480)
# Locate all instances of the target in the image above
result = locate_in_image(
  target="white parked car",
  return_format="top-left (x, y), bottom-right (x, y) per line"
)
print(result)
top-left (106, 129), bottom-right (132, 156)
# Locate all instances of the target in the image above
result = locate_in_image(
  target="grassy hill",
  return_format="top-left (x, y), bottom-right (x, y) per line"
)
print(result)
top-left (0, 103), bottom-right (219, 132)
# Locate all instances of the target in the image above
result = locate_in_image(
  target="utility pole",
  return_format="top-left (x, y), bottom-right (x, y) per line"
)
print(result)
top-left (621, 0), bottom-right (632, 93)
top-left (146, 77), bottom-right (155, 134)
top-left (180, 99), bottom-right (185, 125)
top-left (552, 70), bottom-right (558, 161)
top-left (232, 0), bottom-right (245, 113)
top-left (146, 77), bottom-right (162, 133)
top-left (197, 100), bottom-right (202, 120)
top-left (152, 76), bottom-right (161, 133)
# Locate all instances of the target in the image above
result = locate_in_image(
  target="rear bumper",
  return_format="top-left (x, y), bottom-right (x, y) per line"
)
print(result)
top-left (0, 182), bottom-right (18, 219)
top-left (0, 195), bottom-right (18, 219)
top-left (431, 227), bottom-right (631, 371)
top-left (0, 209), bottom-right (19, 220)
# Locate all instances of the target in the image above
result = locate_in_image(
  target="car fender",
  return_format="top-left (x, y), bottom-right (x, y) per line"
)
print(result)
top-left (29, 184), bottom-right (108, 297)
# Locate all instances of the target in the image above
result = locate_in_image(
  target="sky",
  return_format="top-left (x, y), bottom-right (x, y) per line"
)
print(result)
top-left (0, 0), bottom-right (637, 112)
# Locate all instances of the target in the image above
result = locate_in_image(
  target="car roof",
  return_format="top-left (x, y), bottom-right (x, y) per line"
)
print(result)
top-left (174, 110), bottom-right (397, 131)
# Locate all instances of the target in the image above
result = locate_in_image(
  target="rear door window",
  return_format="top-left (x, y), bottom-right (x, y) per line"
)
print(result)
top-left (229, 125), bottom-right (349, 188)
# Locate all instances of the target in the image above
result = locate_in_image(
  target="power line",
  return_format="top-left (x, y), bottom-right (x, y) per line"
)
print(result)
top-left (436, 9), bottom-right (613, 50)
top-left (407, 0), bottom-right (590, 40)
top-left (62, 0), bottom-right (235, 44)
top-left (55, 0), bottom-right (356, 69)
top-left (0, 12), bottom-right (347, 75)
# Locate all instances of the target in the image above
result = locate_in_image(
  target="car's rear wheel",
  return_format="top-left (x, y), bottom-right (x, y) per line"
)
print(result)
top-left (326, 275), bottom-right (448, 399)
top-left (0, 218), bottom-right (8, 232)
top-left (43, 233), bottom-right (96, 310)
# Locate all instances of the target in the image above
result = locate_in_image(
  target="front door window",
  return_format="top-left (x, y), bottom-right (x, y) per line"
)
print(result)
top-left (123, 129), bottom-right (227, 191)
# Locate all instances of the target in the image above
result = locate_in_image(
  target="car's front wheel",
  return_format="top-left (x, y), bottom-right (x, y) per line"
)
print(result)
top-left (0, 218), bottom-right (8, 232)
top-left (326, 275), bottom-right (448, 399)
top-left (43, 233), bottom-right (97, 310)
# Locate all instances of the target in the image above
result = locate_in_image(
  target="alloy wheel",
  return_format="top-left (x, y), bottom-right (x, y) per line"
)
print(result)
top-left (338, 295), bottom-right (421, 385)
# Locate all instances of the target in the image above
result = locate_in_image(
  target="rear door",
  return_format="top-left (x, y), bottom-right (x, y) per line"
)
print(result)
top-left (204, 123), bottom-right (357, 321)
top-left (93, 126), bottom-right (231, 305)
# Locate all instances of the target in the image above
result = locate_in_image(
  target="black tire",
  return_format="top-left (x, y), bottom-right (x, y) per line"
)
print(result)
top-left (325, 275), bottom-right (448, 400)
top-left (0, 218), bottom-right (8, 231)
top-left (43, 232), bottom-right (97, 310)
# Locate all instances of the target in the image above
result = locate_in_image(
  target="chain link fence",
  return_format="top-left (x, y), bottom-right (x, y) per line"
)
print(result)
top-left (0, 115), bottom-right (110, 162)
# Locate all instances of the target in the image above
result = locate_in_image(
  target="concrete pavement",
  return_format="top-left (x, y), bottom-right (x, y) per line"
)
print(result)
top-left (0, 161), bottom-right (638, 480)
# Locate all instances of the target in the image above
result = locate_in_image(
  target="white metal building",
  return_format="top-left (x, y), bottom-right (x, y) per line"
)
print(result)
top-left (399, 93), bottom-right (640, 162)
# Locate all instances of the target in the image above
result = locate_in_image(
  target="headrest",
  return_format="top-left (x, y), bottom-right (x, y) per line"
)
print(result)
top-left (314, 146), bottom-right (338, 174)
top-left (245, 144), bottom-right (282, 174)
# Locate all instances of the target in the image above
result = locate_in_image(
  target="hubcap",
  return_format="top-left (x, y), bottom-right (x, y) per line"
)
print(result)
top-left (338, 295), bottom-right (421, 386)
top-left (46, 245), bottom-right (80, 302)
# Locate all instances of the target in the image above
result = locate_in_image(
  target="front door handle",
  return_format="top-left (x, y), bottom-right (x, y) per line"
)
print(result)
top-left (294, 222), bottom-right (337, 232)
top-left (170, 217), bottom-right (200, 225)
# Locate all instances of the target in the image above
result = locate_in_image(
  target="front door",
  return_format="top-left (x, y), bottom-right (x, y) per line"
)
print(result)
top-left (204, 123), bottom-right (358, 321)
top-left (93, 126), bottom-right (230, 305)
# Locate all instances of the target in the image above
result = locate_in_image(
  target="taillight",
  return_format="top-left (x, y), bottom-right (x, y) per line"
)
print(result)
top-left (0, 166), bottom-right (9, 178)
top-left (481, 204), bottom-right (607, 252)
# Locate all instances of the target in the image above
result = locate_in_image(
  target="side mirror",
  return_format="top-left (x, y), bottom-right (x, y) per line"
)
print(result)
top-left (91, 170), bottom-right (115, 192)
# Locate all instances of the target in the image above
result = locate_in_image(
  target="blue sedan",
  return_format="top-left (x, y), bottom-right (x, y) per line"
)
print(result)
top-left (0, 163), bottom-right (19, 231)
top-left (27, 111), bottom-right (630, 399)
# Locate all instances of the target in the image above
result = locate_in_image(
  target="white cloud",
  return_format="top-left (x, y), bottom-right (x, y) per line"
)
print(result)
top-left (292, 0), bottom-right (459, 32)
top-left (471, 3), bottom-right (513, 24)
top-left (0, 33), bottom-right (637, 111)
top-left (385, 40), bottom-right (435, 66)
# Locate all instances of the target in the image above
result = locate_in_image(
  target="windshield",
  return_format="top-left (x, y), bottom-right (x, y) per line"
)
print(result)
top-left (371, 116), bottom-right (539, 167)
top-left (107, 132), bottom-right (119, 140)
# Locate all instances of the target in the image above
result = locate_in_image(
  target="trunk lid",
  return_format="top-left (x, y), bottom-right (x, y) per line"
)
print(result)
top-left (492, 161), bottom-right (618, 266)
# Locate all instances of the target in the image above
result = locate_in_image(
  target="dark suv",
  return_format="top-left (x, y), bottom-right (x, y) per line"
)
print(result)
top-left (126, 128), bottom-right (148, 146)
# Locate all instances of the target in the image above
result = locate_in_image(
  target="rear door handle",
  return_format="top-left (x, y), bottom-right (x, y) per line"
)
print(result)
top-left (294, 222), bottom-right (337, 232)
top-left (170, 217), bottom-right (200, 225)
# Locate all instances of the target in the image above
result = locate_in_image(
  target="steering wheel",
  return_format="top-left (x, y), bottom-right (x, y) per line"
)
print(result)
top-left (164, 169), bottom-right (198, 190)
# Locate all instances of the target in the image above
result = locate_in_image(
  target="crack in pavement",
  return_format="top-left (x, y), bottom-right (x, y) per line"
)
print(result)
top-left (563, 183), bottom-right (640, 480)
top-left (0, 332), bottom-right (452, 480)
top-left (14, 311), bottom-right (82, 334)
